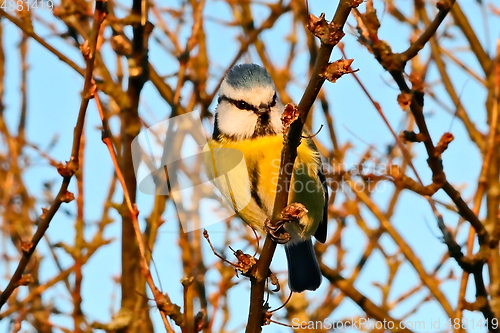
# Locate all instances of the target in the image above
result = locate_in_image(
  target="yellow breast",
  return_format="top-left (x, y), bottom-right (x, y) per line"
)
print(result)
top-left (205, 135), bottom-right (325, 241)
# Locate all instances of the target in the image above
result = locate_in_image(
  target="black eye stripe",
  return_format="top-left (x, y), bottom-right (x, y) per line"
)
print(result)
top-left (218, 95), bottom-right (258, 112)
top-left (269, 93), bottom-right (277, 107)
top-left (236, 100), bottom-right (254, 111)
top-left (218, 93), bottom-right (277, 112)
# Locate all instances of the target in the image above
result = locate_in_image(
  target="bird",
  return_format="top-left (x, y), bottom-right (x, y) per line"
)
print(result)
top-left (204, 63), bottom-right (328, 292)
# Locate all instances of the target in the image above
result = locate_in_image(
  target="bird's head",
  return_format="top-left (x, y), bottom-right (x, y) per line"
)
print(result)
top-left (213, 64), bottom-right (284, 140)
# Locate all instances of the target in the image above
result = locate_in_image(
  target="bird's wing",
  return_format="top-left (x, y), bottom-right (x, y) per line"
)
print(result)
top-left (303, 136), bottom-right (328, 243)
top-left (314, 165), bottom-right (328, 243)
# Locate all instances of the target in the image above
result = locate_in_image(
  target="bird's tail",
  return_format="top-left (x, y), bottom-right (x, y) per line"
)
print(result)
top-left (285, 239), bottom-right (321, 292)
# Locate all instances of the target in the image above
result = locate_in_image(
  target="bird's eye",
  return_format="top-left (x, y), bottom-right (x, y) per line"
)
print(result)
top-left (269, 93), bottom-right (277, 107)
top-left (236, 101), bottom-right (250, 110)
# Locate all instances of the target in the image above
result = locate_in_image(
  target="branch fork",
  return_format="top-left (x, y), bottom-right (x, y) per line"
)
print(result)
top-left (389, 165), bottom-right (442, 196)
top-left (203, 230), bottom-right (258, 278)
top-left (400, 130), bottom-right (425, 143)
top-left (307, 13), bottom-right (345, 46)
top-left (54, 159), bottom-right (78, 177)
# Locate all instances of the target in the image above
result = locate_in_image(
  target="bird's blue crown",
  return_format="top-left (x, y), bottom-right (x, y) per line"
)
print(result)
top-left (225, 64), bottom-right (273, 90)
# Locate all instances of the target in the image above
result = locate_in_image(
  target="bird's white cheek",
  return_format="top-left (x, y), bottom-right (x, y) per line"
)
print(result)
top-left (217, 106), bottom-right (258, 139)
top-left (270, 103), bottom-right (284, 134)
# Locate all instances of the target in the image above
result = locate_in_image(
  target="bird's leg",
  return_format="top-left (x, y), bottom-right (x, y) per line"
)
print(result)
top-left (264, 218), bottom-right (290, 244)
top-left (264, 203), bottom-right (308, 244)
top-left (281, 202), bottom-right (308, 221)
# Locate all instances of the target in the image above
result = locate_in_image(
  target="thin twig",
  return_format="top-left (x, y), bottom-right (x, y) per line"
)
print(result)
top-left (95, 93), bottom-right (178, 332)
top-left (0, 0), bottom-right (107, 309)
top-left (0, 9), bottom-right (84, 76)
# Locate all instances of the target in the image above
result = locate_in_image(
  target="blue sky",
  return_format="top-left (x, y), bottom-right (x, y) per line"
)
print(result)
top-left (1, 0), bottom-right (499, 332)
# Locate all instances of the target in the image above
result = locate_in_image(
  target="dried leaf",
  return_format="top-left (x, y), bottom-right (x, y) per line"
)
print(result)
top-left (306, 13), bottom-right (328, 37)
top-left (409, 71), bottom-right (424, 92)
top-left (281, 103), bottom-right (299, 137)
top-left (194, 311), bottom-right (205, 332)
top-left (156, 293), bottom-right (184, 326)
top-left (400, 130), bottom-right (425, 143)
top-left (110, 34), bottom-right (132, 56)
top-left (269, 272), bottom-right (280, 292)
top-left (322, 59), bottom-right (356, 83)
top-left (233, 250), bottom-right (256, 275)
top-left (307, 13), bottom-right (345, 45)
top-left (351, 0), bottom-right (363, 7)
top-left (437, 0), bottom-right (453, 11)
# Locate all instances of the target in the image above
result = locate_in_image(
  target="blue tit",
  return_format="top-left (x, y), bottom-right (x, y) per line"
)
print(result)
top-left (204, 64), bottom-right (328, 292)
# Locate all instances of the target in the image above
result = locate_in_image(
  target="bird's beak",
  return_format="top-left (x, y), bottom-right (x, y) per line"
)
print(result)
top-left (257, 105), bottom-right (270, 115)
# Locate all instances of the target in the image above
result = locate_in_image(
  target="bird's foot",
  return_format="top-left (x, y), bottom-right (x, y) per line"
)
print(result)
top-left (280, 202), bottom-right (308, 222)
top-left (264, 203), bottom-right (308, 244)
top-left (264, 218), bottom-right (290, 244)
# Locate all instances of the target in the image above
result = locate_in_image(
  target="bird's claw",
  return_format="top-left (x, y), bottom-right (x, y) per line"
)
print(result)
top-left (264, 202), bottom-right (308, 244)
top-left (264, 203), bottom-right (307, 244)
top-left (264, 218), bottom-right (290, 244)
top-left (281, 202), bottom-right (308, 222)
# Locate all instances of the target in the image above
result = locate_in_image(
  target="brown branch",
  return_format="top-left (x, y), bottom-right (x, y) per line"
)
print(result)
top-left (450, 3), bottom-right (492, 74)
top-left (17, 24), bottom-right (28, 147)
top-left (418, 5), bottom-right (485, 149)
top-left (0, 12), bottom-right (4, 116)
top-left (245, 1), bottom-right (358, 332)
top-left (320, 264), bottom-right (415, 333)
top-left (73, 127), bottom-right (85, 332)
top-left (400, 0), bottom-right (456, 63)
top-left (172, 0), bottom-right (206, 105)
top-left (0, 0), bottom-right (107, 310)
top-left (353, 1), bottom-right (497, 328)
top-left (95, 93), bottom-right (179, 332)
top-left (0, 9), bottom-right (84, 76)
top-left (347, 178), bottom-right (455, 318)
top-left (388, 169), bottom-right (441, 196)
top-left (0, 8), bottom-right (129, 111)
top-left (118, 0), bottom-right (154, 328)
top-left (440, 46), bottom-right (486, 86)
top-left (479, 38), bottom-right (500, 323)
top-left (0, 267), bottom-right (72, 319)
top-left (351, 5), bottom-right (479, 190)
